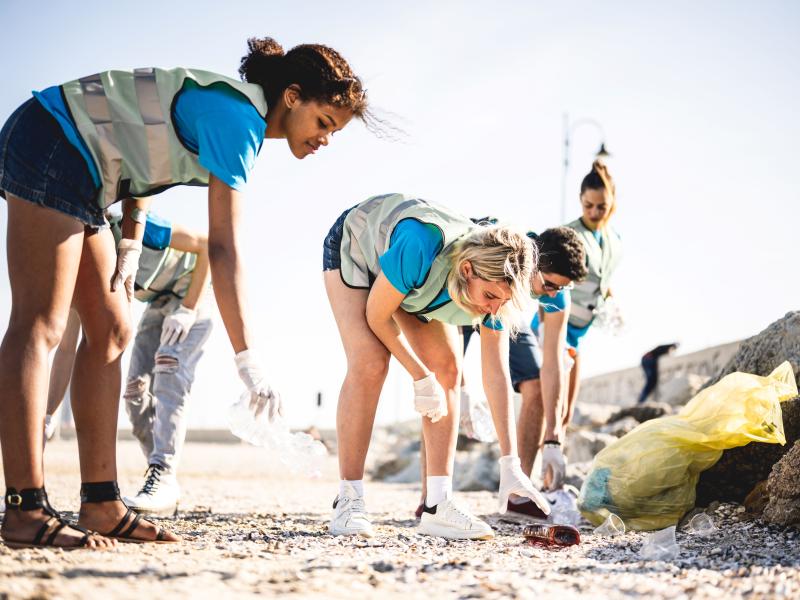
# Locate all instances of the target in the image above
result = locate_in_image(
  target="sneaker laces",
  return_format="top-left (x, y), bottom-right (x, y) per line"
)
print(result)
top-left (139, 465), bottom-right (164, 496)
top-left (443, 499), bottom-right (478, 529)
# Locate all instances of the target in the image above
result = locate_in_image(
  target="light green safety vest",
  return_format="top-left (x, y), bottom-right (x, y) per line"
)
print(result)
top-left (566, 218), bottom-right (623, 328)
top-left (62, 68), bottom-right (268, 208)
top-left (339, 193), bottom-right (483, 326)
top-left (110, 219), bottom-right (197, 303)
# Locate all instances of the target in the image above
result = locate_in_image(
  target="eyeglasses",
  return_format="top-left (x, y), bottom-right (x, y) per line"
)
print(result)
top-left (539, 272), bottom-right (574, 292)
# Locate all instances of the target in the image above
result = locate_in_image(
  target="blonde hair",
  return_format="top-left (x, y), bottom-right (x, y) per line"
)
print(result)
top-left (446, 225), bottom-right (537, 335)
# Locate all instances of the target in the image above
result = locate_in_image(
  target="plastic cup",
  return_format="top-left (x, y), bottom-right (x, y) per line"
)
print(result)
top-left (639, 525), bottom-right (679, 561)
top-left (687, 513), bottom-right (717, 537)
top-left (593, 513), bottom-right (626, 536)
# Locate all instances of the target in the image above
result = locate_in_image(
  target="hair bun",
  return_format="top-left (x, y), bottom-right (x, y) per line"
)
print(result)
top-left (239, 37), bottom-right (285, 83)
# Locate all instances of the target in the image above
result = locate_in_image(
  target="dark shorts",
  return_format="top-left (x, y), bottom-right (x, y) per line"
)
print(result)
top-left (463, 324), bottom-right (542, 392)
top-left (322, 207), bottom-right (353, 271)
top-left (0, 97), bottom-right (104, 228)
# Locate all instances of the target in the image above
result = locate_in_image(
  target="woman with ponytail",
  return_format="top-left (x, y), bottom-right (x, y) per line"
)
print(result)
top-left (0, 37), bottom-right (367, 549)
top-left (552, 160), bottom-right (623, 430)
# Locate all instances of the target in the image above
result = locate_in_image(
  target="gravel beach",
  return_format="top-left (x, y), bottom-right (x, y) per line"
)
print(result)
top-left (1, 439), bottom-right (798, 599)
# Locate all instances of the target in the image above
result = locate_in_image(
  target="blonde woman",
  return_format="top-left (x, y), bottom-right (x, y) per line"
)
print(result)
top-left (323, 194), bottom-right (550, 540)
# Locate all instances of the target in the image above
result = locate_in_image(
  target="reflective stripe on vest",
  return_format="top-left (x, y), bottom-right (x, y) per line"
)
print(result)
top-left (62, 68), bottom-right (268, 208)
top-left (566, 218), bottom-right (622, 328)
top-left (339, 194), bottom-right (483, 323)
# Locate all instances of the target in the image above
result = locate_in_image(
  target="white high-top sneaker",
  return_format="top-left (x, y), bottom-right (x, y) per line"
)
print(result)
top-left (329, 483), bottom-right (374, 538)
top-left (123, 464), bottom-right (180, 516)
top-left (418, 497), bottom-right (494, 540)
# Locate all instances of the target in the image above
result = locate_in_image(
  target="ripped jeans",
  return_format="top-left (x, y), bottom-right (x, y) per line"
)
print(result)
top-left (124, 294), bottom-right (213, 472)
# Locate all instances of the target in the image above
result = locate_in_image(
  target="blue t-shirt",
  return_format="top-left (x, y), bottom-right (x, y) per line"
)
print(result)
top-left (142, 213), bottom-right (172, 250)
top-left (33, 78), bottom-right (266, 192)
top-left (530, 289), bottom-right (568, 327)
top-left (379, 219), bottom-right (501, 330)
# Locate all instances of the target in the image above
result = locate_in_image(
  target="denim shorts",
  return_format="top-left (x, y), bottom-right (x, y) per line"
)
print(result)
top-left (322, 207), bottom-right (353, 271)
top-left (463, 324), bottom-right (542, 391)
top-left (0, 97), bottom-right (104, 228)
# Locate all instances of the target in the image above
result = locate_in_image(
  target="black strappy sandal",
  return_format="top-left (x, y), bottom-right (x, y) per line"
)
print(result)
top-left (80, 481), bottom-right (177, 544)
top-left (2, 487), bottom-right (97, 550)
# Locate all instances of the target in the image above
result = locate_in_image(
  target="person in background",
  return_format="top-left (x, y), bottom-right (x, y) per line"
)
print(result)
top-left (638, 343), bottom-right (679, 403)
top-left (422, 226), bottom-right (587, 520)
top-left (45, 212), bottom-right (214, 516)
top-left (545, 160), bottom-right (622, 432)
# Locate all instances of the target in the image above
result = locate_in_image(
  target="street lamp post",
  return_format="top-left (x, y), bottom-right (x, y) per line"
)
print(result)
top-left (561, 113), bottom-right (611, 223)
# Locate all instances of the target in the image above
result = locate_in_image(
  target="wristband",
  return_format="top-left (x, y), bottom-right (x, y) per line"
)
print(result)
top-left (543, 440), bottom-right (561, 446)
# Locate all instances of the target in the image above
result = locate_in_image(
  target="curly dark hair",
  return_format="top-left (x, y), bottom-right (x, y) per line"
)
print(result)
top-left (238, 37), bottom-right (368, 118)
top-left (528, 227), bottom-right (587, 282)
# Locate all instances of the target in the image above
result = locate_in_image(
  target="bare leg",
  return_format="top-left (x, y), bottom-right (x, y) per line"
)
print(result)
top-left (324, 271), bottom-right (390, 481)
top-left (562, 352), bottom-right (581, 430)
top-left (71, 227), bottom-right (177, 541)
top-left (516, 378), bottom-right (545, 478)
top-left (46, 308), bottom-right (81, 417)
top-left (394, 312), bottom-right (462, 485)
top-left (0, 195), bottom-right (110, 548)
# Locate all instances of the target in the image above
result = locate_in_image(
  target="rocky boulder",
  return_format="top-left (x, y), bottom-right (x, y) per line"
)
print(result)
top-left (658, 373), bottom-right (710, 407)
top-left (565, 430), bottom-right (617, 464)
top-left (763, 440), bottom-right (800, 526)
top-left (607, 401), bottom-right (673, 425)
top-left (696, 312), bottom-right (800, 505)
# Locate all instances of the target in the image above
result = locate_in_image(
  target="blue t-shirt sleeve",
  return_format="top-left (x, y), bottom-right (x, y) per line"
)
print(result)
top-left (195, 110), bottom-right (264, 190)
top-left (540, 289), bottom-right (569, 313)
top-left (481, 315), bottom-right (503, 331)
top-left (379, 220), bottom-right (444, 293)
top-left (174, 84), bottom-right (266, 191)
top-left (142, 214), bottom-right (172, 250)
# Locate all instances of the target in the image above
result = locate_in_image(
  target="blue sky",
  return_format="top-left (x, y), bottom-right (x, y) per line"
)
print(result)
top-left (1, 1), bottom-right (798, 428)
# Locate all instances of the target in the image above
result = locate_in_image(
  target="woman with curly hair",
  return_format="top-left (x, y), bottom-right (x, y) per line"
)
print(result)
top-left (0, 37), bottom-right (368, 549)
top-left (322, 194), bottom-right (550, 540)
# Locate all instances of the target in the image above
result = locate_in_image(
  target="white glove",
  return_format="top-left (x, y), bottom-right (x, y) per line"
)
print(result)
top-left (497, 455), bottom-right (551, 516)
top-left (111, 238), bottom-right (142, 302)
top-left (160, 305), bottom-right (197, 346)
top-left (541, 442), bottom-right (567, 491)
top-left (413, 373), bottom-right (448, 423)
top-left (234, 349), bottom-right (282, 420)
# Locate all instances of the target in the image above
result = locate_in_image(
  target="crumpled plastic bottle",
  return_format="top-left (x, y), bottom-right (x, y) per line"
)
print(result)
top-left (459, 387), bottom-right (497, 443)
top-left (592, 297), bottom-right (626, 336)
top-left (228, 393), bottom-right (327, 478)
top-left (546, 489), bottom-right (582, 526)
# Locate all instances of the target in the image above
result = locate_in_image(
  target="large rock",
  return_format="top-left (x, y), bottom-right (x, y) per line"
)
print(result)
top-left (565, 430), bottom-right (617, 464)
top-left (658, 373), bottom-right (710, 407)
top-left (454, 444), bottom-right (501, 491)
top-left (608, 401), bottom-right (673, 425)
top-left (571, 403), bottom-right (619, 428)
top-left (763, 440), bottom-right (800, 526)
top-left (696, 312), bottom-right (800, 505)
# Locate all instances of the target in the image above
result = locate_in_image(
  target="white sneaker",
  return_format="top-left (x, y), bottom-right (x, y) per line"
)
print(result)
top-left (123, 464), bottom-right (180, 516)
top-left (329, 484), bottom-right (374, 538)
top-left (418, 498), bottom-right (494, 540)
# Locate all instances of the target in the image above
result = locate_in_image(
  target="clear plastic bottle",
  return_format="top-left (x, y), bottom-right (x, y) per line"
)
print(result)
top-left (228, 393), bottom-right (327, 478)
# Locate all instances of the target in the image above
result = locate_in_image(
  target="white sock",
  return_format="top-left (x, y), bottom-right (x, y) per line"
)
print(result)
top-left (339, 479), bottom-right (364, 498)
top-left (425, 476), bottom-right (453, 507)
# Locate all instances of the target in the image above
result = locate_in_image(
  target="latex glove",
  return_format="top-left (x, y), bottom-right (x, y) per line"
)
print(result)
top-left (111, 238), bottom-right (142, 302)
top-left (160, 305), bottom-right (197, 346)
top-left (413, 373), bottom-right (448, 423)
top-left (234, 349), bottom-right (282, 420)
top-left (497, 455), bottom-right (551, 516)
top-left (541, 442), bottom-right (567, 491)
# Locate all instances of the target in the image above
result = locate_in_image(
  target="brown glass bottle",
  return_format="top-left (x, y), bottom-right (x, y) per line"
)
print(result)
top-left (523, 523), bottom-right (581, 547)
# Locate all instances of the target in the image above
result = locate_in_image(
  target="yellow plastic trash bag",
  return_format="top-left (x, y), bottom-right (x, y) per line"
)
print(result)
top-left (578, 361), bottom-right (798, 531)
